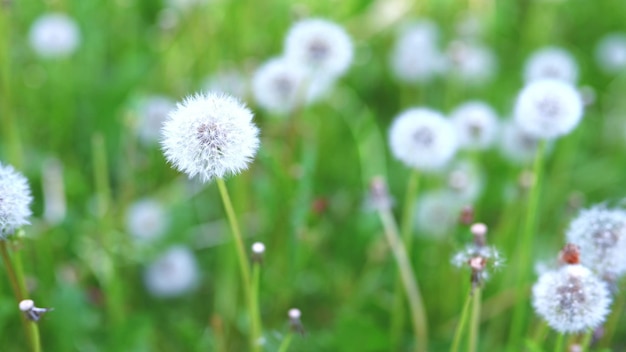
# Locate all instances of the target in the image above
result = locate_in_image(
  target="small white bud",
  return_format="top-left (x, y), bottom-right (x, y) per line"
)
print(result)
top-left (19, 299), bottom-right (34, 312)
top-left (252, 242), bottom-right (265, 255)
top-left (470, 223), bottom-right (487, 237)
top-left (288, 308), bottom-right (301, 320)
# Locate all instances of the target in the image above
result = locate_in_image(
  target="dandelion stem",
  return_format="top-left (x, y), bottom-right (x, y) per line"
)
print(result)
top-left (450, 290), bottom-right (473, 352)
top-left (580, 329), bottom-right (593, 352)
top-left (554, 333), bottom-right (564, 352)
top-left (468, 288), bottom-right (482, 352)
top-left (509, 141), bottom-right (545, 346)
top-left (378, 206), bottom-right (428, 352)
top-left (250, 262), bottom-right (262, 352)
top-left (216, 178), bottom-right (256, 350)
top-left (277, 333), bottom-right (293, 352)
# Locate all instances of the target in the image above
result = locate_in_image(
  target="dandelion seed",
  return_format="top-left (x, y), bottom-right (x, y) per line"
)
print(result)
top-left (595, 33), bottom-right (626, 74)
top-left (524, 47), bottom-right (579, 84)
top-left (565, 205), bottom-right (626, 278)
top-left (125, 198), bottom-right (169, 242)
top-left (390, 20), bottom-right (447, 83)
top-left (161, 92), bottom-right (260, 183)
top-left (450, 101), bottom-right (498, 151)
top-left (144, 246), bottom-right (199, 298)
top-left (514, 79), bottom-right (584, 139)
top-left (252, 58), bottom-right (307, 115)
top-left (29, 13), bottom-right (80, 58)
top-left (389, 108), bottom-right (458, 172)
top-left (284, 18), bottom-right (353, 78)
top-left (532, 258), bottom-right (611, 333)
top-left (0, 163), bottom-right (33, 239)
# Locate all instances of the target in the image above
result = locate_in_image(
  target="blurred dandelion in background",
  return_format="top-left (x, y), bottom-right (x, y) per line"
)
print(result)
top-left (29, 13), bottom-right (80, 59)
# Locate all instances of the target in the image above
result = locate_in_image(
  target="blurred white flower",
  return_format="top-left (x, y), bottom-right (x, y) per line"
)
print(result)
top-left (0, 163), bottom-right (33, 238)
top-left (390, 20), bottom-right (447, 84)
top-left (447, 40), bottom-right (497, 85)
top-left (414, 190), bottom-right (463, 238)
top-left (252, 58), bottom-right (307, 115)
top-left (524, 47), bottom-right (578, 84)
top-left (595, 33), bottom-right (626, 74)
top-left (499, 121), bottom-right (543, 164)
top-left (126, 199), bottom-right (169, 242)
top-left (532, 264), bottom-right (611, 333)
top-left (136, 96), bottom-right (176, 145)
top-left (565, 205), bottom-right (626, 278)
top-left (389, 108), bottom-right (458, 172)
top-left (29, 13), bottom-right (80, 58)
top-left (161, 92), bottom-right (260, 183)
top-left (144, 246), bottom-right (199, 298)
top-left (284, 18), bottom-right (353, 78)
top-left (446, 160), bottom-right (484, 202)
top-left (514, 79), bottom-right (583, 139)
top-left (204, 69), bottom-right (248, 99)
top-left (450, 101), bottom-right (498, 150)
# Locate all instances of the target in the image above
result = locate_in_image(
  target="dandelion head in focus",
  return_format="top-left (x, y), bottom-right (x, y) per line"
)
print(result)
top-left (451, 101), bottom-right (498, 151)
top-left (284, 18), bottom-right (353, 77)
top-left (125, 198), bottom-right (169, 242)
top-left (514, 79), bottom-right (583, 140)
top-left (524, 47), bottom-right (579, 84)
top-left (565, 205), bottom-right (626, 278)
top-left (136, 95), bottom-right (176, 145)
top-left (532, 261), bottom-right (611, 333)
top-left (29, 13), bottom-right (80, 59)
top-left (252, 58), bottom-right (306, 115)
top-left (144, 246), bottom-right (199, 298)
top-left (161, 92), bottom-right (260, 183)
top-left (389, 108), bottom-right (458, 172)
top-left (0, 163), bottom-right (33, 238)
top-left (595, 33), bottom-right (626, 74)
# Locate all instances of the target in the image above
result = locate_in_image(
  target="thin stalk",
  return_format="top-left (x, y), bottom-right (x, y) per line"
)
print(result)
top-left (391, 170), bottom-right (421, 347)
top-left (468, 288), bottom-right (482, 352)
top-left (450, 291), bottom-right (473, 352)
top-left (580, 329), bottom-right (593, 352)
top-left (277, 333), bottom-right (293, 352)
top-left (250, 263), bottom-right (262, 352)
top-left (509, 141), bottom-right (546, 345)
top-left (378, 207), bottom-right (428, 352)
top-left (554, 333), bottom-right (564, 352)
top-left (0, 241), bottom-right (22, 299)
top-left (215, 178), bottom-right (255, 350)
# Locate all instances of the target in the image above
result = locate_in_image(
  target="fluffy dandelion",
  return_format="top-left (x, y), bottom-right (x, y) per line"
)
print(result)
top-left (284, 18), bottom-right (353, 78)
top-left (532, 244), bottom-right (612, 333)
top-left (144, 246), bottom-right (199, 298)
top-left (161, 92), bottom-right (260, 183)
top-left (125, 198), bottom-right (169, 242)
top-left (514, 79), bottom-right (584, 140)
top-left (389, 108), bottom-right (458, 172)
top-left (29, 13), bottom-right (80, 58)
top-left (499, 121), bottom-right (547, 164)
top-left (0, 163), bottom-right (33, 238)
top-left (415, 190), bottom-right (463, 238)
top-left (136, 95), bottom-right (176, 144)
top-left (565, 205), bottom-right (626, 279)
top-left (450, 101), bottom-right (499, 150)
top-left (595, 33), bottom-right (626, 74)
top-left (252, 58), bottom-right (307, 115)
top-left (446, 160), bottom-right (484, 202)
top-left (390, 20), bottom-right (447, 83)
top-left (451, 223), bottom-right (504, 288)
top-left (447, 40), bottom-right (497, 85)
top-left (523, 47), bottom-right (579, 84)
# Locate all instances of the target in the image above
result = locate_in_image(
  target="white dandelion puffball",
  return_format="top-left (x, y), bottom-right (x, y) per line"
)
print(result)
top-left (499, 121), bottom-right (543, 164)
top-left (451, 101), bottom-right (499, 150)
top-left (0, 163), bottom-right (33, 238)
top-left (144, 246), bottom-right (199, 298)
top-left (447, 41), bottom-right (497, 85)
top-left (524, 47), bottom-right (579, 84)
top-left (566, 205), bottom-right (626, 277)
top-left (446, 160), bottom-right (484, 202)
top-left (415, 190), bottom-right (463, 238)
top-left (532, 264), bottom-right (611, 333)
top-left (390, 20), bottom-right (447, 84)
top-left (29, 13), bottom-right (80, 58)
top-left (125, 199), bottom-right (169, 242)
top-left (284, 18), bottom-right (353, 77)
top-left (204, 69), bottom-right (248, 99)
top-left (389, 108), bottom-right (458, 172)
top-left (595, 33), bottom-right (626, 74)
top-left (161, 92), bottom-right (260, 183)
top-left (137, 96), bottom-right (176, 144)
top-left (252, 58), bottom-right (307, 115)
top-left (514, 79), bottom-right (583, 139)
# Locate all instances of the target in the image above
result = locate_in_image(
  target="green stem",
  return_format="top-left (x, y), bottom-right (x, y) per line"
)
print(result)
top-left (554, 333), bottom-right (564, 352)
top-left (468, 288), bottom-right (482, 352)
top-left (250, 262), bottom-right (262, 352)
top-left (378, 207), bottom-right (428, 352)
top-left (277, 333), bottom-right (293, 352)
top-left (391, 170), bottom-right (421, 348)
top-left (509, 141), bottom-right (546, 345)
top-left (450, 290), bottom-right (473, 352)
top-left (215, 178), bottom-right (255, 349)
top-left (0, 241), bottom-right (22, 299)
top-left (580, 329), bottom-right (593, 352)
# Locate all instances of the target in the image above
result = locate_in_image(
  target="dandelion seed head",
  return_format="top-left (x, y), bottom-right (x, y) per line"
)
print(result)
top-left (0, 163), bottom-right (33, 238)
top-left (595, 33), bottom-right (626, 74)
top-left (499, 121), bottom-right (545, 164)
top-left (252, 58), bottom-right (307, 115)
top-left (447, 41), bottom-right (497, 85)
top-left (451, 101), bottom-right (498, 150)
top-left (125, 198), bottom-right (169, 242)
top-left (284, 18), bottom-right (353, 77)
top-left (144, 246), bottom-right (199, 298)
top-left (161, 92), bottom-right (260, 183)
top-left (514, 79), bottom-right (584, 139)
top-left (415, 190), bottom-right (463, 238)
top-left (524, 47), bottom-right (579, 84)
top-left (390, 20), bottom-right (447, 83)
top-left (446, 160), bottom-right (484, 202)
top-left (532, 264), bottom-right (611, 333)
top-left (29, 13), bottom-right (80, 58)
top-left (19, 300), bottom-right (34, 312)
top-left (389, 108), bottom-right (458, 172)
top-left (288, 308), bottom-right (301, 319)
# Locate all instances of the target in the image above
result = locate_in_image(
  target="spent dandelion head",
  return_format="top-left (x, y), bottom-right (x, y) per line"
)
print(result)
top-left (447, 40), bottom-right (497, 85)
top-left (125, 198), bottom-right (169, 243)
top-left (451, 101), bottom-right (498, 151)
top-left (251, 242), bottom-right (265, 264)
top-left (415, 190), bottom-right (464, 238)
top-left (365, 176), bottom-right (394, 212)
top-left (252, 57), bottom-right (307, 115)
top-left (144, 246), bottom-right (199, 298)
top-left (29, 13), bottom-right (80, 58)
top-left (595, 33), bottom-right (626, 74)
top-left (0, 163), bottom-right (33, 239)
top-left (160, 92), bottom-right (260, 183)
top-left (524, 47), bottom-right (579, 84)
top-left (451, 223), bottom-right (504, 289)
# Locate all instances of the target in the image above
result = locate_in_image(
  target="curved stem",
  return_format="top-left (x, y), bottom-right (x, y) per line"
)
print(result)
top-left (450, 291), bottom-right (473, 352)
top-left (468, 288), bottom-right (482, 352)
top-left (277, 333), bottom-right (293, 352)
top-left (580, 329), bottom-right (593, 352)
